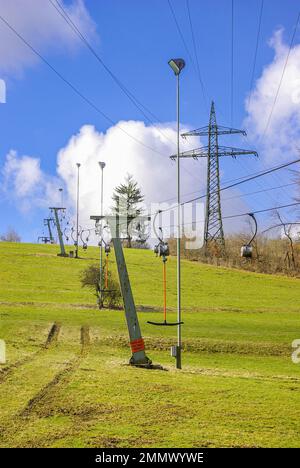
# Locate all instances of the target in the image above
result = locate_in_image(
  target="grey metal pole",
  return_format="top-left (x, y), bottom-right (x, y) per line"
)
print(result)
top-left (75, 163), bottom-right (80, 259)
top-left (59, 188), bottom-right (63, 207)
top-left (176, 72), bottom-right (182, 370)
top-left (98, 162), bottom-right (106, 308)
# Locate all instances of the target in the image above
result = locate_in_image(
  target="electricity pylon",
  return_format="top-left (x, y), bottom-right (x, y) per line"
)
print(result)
top-left (171, 101), bottom-right (258, 255)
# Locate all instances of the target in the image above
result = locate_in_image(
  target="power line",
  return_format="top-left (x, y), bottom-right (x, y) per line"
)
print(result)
top-left (167, 0), bottom-right (208, 109)
top-left (48, 0), bottom-right (178, 149)
top-left (181, 157), bottom-right (300, 207)
top-left (223, 181), bottom-right (297, 202)
top-left (224, 201), bottom-right (300, 220)
top-left (152, 157), bottom-right (300, 215)
top-left (247, 0), bottom-right (264, 111)
top-left (51, 0), bottom-right (214, 191)
top-left (0, 9), bottom-right (204, 189)
top-left (157, 177), bottom-right (297, 206)
top-left (186, 0), bottom-right (208, 113)
top-left (231, 0), bottom-right (234, 126)
top-left (159, 201), bottom-right (300, 231)
top-left (242, 132), bottom-right (295, 209)
top-left (260, 11), bottom-right (300, 139)
top-left (0, 13), bottom-right (167, 157)
top-left (262, 222), bottom-right (300, 234)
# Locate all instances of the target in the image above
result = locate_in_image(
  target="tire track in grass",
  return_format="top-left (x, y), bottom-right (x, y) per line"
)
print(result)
top-left (20, 326), bottom-right (90, 417)
top-left (0, 322), bottom-right (61, 384)
top-left (0, 326), bottom-right (90, 447)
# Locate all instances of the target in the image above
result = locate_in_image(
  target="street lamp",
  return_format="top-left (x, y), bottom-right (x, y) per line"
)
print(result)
top-left (75, 163), bottom-right (81, 259)
top-left (58, 187), bottom-right (63, 207)
top-left (168, 57), bottom-right (185, 369)
top-left (98, 161), bottom-right (106, 308)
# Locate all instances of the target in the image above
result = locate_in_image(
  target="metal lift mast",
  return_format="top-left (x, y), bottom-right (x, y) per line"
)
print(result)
top-left (171, 101), bottom-right (257, 254)
top-left (43, 218), bottom-right (54, 244)
top-left (91, 214), bottom-right (153, 367)
top-left (49, 207), bottom-right (68, 257)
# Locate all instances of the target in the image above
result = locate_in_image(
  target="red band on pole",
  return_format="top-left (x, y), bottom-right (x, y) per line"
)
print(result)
top-left (130, 338), bottom-right (145, 353)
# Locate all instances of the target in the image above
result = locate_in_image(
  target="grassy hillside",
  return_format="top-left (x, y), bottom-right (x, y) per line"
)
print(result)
top-left (1, 241), bottom-right (300, 447)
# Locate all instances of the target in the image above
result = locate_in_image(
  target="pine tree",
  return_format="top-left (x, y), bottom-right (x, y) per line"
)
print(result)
top-left (112, 174), bottom-right (145, 248)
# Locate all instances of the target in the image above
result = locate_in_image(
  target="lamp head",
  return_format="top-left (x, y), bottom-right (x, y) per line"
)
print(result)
top-left (168, 58), bottom-right (185, 75)
top-left (98, 161), bottom-right (106, 170)
top-left (76, 163), bottom-right (81, 168)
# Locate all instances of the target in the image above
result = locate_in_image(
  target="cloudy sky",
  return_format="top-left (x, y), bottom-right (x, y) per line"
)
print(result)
top-left (0, 0), bottom-right (300, 243)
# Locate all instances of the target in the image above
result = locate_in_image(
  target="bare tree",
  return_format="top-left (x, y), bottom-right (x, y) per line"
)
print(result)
top-left (0, 228), bottom-right (21, 242)
top-left (274, 211), bottom-right (296, 270)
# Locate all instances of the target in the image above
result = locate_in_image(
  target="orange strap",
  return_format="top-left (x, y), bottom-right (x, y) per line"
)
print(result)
top-left (130, 338), bottom-right (145, 353)
top-left (105, 254), bottom-right (109, 289)
top-left (163, 260), bottom-right (167, 322)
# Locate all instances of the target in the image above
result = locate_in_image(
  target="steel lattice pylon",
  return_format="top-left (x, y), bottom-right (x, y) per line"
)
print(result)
top-left (205, 103), bottom-right (225, 253)
top-left (170, 101), bottom-right (258, 255)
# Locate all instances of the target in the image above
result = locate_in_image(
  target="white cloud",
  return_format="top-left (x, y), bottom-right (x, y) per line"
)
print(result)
top-left (1, 149), bottom-right (61, 212)
top-left (245, 28), bottom-right (300, 162)
top-left (1, 121), bottom-right (250, 241)
top-left (0, 0), bottom-right (97, 76)
top-left (56, 122), bottom-right (203, 229)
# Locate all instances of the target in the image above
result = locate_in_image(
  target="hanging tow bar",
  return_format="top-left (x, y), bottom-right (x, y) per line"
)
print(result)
top-left (148, 218), bottom-right (184, 326)
top-left (80, 228), bottom-right (91, 251)
top-left (104, 242), bottom-right (111, 289)
top-left (241, 213), bottom-right (258, 258)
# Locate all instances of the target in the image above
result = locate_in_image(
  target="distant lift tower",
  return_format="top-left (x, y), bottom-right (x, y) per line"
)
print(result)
top-left (49, 207), bottom-right (68, 257)
top-left (171, 101), bottom-right (258, 255)
top-left (43, 218), bottom-right (54, 244)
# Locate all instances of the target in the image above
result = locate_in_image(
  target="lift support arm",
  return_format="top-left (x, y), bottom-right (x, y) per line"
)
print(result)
top-left (91, 214), bottom-right (152, 367)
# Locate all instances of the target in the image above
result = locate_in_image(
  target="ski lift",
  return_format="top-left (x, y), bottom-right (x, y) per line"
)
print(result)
top-left (148, 217), bottom-right (183, 327)
top-left (80, 228), bottom-right (91, 251)
top-left (63, 227), bottom-right (69, 242)
top-left (241, 213), bottom-right (257, 258)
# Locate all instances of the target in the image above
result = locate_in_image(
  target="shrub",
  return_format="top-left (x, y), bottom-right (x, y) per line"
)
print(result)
top-left (80, 264), bottom-right (122, 309)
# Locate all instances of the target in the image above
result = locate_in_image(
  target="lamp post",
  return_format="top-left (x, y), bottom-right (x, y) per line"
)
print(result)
top-left (75, 163), bottom-right (81, 259)
top-left (168, 58), bottom-right (185, 369)
top-left (59, 187), bottom-right (63, 207)
top-left (98, 161), bottom-right (106, 308)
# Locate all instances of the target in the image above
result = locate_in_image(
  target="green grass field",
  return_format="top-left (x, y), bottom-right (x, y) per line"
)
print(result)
top-left (1, 241), bottom-right (300, 448)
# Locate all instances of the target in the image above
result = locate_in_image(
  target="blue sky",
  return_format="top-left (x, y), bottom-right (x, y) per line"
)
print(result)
top-left (0, 0), bottom-right (300, 242)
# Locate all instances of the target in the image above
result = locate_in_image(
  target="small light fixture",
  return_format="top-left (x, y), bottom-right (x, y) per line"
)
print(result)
top-left (168, 58), bottom-right (185, 75)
